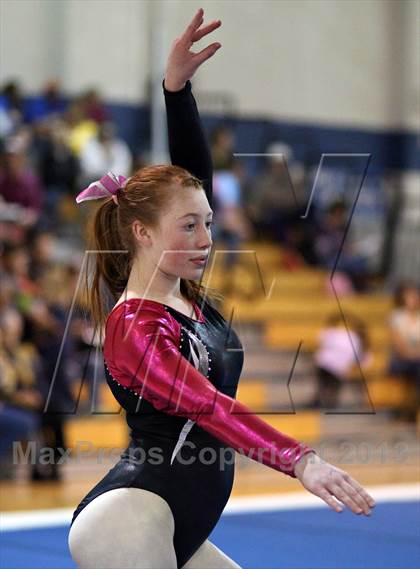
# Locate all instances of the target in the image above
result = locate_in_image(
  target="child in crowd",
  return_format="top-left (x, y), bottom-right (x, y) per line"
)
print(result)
top-left (388, 282), bottom-right (420, 421)
top-left (311, 312), bottom-right (370, 410)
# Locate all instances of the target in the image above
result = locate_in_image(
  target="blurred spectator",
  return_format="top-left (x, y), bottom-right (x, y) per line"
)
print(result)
top-left (0, 308), bottom-right (44, 410)
top-left (245, 142), bottom-right (316, 264)
top-left (2, 244), bottom-right (63, 356)
top-left (0, 81), bottom-right (24, 136)
top-left (314, 199), bottom-right (370, 291)
top-left (0, 135), bottom-right (44, 225)
top-left (79, 121), bottom-right (132, 183)
top-left (65, 99), bottom-right (98, 156)
top-left (1, 242), bottom-right (40, 310)
top-left (37, 118), bottom-right (79, 222)
top-left (309, 313), bottom-right (371, 410)
top-left (213, 170), bottom-right (251, 243)
top-left (0, 271), bottom-right (15, 311)
top-left (0, 103), bottom-right (15, 137)
top-left (71, 307), bottom-right (107, 413)
top-left (24, 264), bottom-right (78, 480)
top-left (0, 307), bottom-right (43, 479)
top-left (0, 202), bottom-right (36, 240)
top-left (210, 124), bottom-right (235, 170)
top-left (39, 119), bottom-right (78, 189)
top-left (388, 281), bottom-right (420, 421)
top-left (27, 228), bottom-right (56, 282)
top-left (246, 142), bottom-right (304, 235)
top-left (210, 124), bottom-right (252, 296)
top-left (26, 79), bottom-right (67, 124)
top-left (81, 88), bottom-right (109, 124)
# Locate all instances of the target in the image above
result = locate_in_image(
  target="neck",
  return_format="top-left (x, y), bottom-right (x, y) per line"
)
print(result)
top-left (125, 254), bottom-right (183, 302)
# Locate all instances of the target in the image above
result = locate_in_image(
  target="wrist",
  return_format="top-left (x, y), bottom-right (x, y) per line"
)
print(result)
top-left (164, 76), bottom-right (187, 92)
top-left (293, 450), bottom-right (317, 478)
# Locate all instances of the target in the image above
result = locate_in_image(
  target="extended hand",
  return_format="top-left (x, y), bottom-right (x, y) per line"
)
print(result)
top-left (164, 8), bottom-right (221, 92)
top-left (294, 452), bottom-right (376, 516)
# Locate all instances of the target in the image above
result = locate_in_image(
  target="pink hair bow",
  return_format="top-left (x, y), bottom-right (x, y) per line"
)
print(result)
top-left (75, 172), bottom-right (127, 204)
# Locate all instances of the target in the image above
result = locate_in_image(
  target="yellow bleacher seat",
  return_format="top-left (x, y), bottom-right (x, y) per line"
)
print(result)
top-left (66, 415), bottom-right (128, 449)
top-left (236, 380), bottom-right (268, 409)
top-left (263, 411), bottom-right (321, 442)
top-left (367, 376), bottom-right (414, 408)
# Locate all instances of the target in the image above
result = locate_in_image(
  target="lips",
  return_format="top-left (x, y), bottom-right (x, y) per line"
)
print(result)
top-left (190, 255), bottom-right (208, 261)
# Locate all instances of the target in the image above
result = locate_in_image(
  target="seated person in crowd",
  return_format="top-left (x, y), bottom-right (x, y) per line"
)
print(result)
top-left (310, 312), bottom-right (371, 410)
top-left (0, 308), bottom-right (43, 479)
top-left (388, 281), bottom-right (420, 421)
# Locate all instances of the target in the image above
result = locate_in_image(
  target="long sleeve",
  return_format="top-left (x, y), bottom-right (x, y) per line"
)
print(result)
top-left (163, 80), bottom-right (213, 206)
top-left (103, 304), bottom-right (316, 479)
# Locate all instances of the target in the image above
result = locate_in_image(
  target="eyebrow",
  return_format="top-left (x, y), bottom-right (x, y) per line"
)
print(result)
top-left (178, 211), bottom-right (213, 220)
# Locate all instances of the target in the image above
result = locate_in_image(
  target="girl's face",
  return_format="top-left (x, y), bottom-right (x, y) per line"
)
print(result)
top-left (144, 187), bottom-right (213, 280)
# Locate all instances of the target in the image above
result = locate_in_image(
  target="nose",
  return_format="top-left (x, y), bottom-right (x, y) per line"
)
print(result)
top-left (196, 224), bottom-right (212, 251)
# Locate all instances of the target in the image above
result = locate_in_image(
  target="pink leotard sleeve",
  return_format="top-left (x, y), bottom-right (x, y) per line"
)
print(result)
top-left (103, 302), bottom-right (316, 478)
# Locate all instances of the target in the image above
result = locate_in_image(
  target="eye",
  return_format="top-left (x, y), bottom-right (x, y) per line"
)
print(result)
top-left (185, 221), bottom-right (213, 231)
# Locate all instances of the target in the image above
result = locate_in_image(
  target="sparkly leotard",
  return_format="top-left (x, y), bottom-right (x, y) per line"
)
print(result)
top-left (70, 81), bottom-right (315, 568)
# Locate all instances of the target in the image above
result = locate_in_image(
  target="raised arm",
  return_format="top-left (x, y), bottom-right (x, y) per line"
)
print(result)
top-left (164, 82), bottom-right (213, 204)
top-left (163, 9), bottom-right (222, 205)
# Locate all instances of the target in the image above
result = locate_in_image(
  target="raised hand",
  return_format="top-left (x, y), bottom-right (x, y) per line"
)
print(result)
top-left (294, 452), bottom-right (376, 516)
top-left (164, 8), bottom-right (221, 92)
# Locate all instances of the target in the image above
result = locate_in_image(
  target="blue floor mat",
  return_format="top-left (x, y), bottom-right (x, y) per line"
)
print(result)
top-left (1, 501), bottom-right (419, 569)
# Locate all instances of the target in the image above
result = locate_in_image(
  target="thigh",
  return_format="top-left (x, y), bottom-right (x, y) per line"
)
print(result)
top-left (68, 487), bottom-right (177, 569)
top-left (181, 539), bottom-right (242, 569)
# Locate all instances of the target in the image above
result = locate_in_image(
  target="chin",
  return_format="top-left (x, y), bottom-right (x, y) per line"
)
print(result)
top-left (184, 267), bottom-right (205, 280)
top-left (167, 260), bottom-right (207, 280)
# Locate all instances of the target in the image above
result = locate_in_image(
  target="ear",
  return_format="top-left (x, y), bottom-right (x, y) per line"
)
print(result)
top-left (132, 220), bottom-right (153, 246)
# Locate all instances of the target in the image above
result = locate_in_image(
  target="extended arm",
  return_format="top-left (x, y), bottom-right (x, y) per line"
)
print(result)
top-left (103, 304), bottom-right (315, 478)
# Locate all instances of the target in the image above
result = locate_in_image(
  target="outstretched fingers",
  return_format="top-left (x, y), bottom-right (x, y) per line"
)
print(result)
top-left (317, 473), bottom-right (376, 515)
top-left (192, 19), bottom-right (222, 43)
top-left (346, 475), bottom-right (376, 509)
top-left (330, 480), bottom-right (371, 515)
top-left (181, 8), bottom-right (204, 44)
top-left (193, 42), bottom-right (222, 66)
top-left (318, 488), bottom-right (344, 513)
top-left (342, 475), bottom-right (376, 512)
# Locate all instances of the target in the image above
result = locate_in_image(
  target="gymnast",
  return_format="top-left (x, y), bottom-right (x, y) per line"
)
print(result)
top-left (68, 9), bottom-right (375, 569)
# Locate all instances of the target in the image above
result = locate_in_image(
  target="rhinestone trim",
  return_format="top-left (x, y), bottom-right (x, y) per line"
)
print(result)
top-left (180, 325), bottom-right (211, 379)
top-left (104, 361), bottom-right (143, 400)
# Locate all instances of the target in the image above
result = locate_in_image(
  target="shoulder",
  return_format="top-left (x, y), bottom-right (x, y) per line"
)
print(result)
top-left (107, 299), bottom-right (181, 335)
top-left (104, 300), bottom-right (183, 367)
